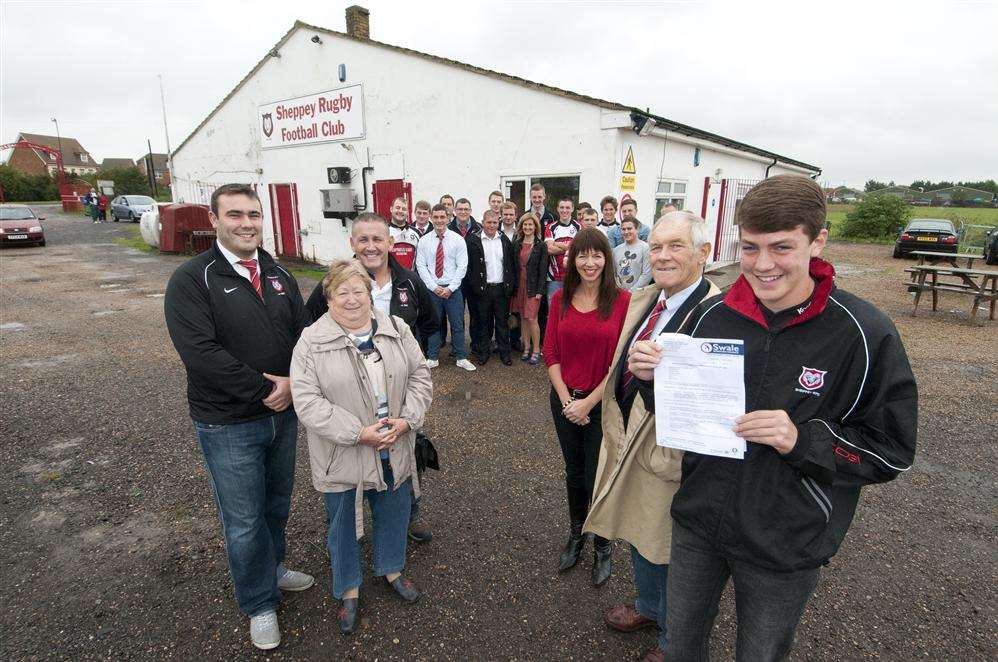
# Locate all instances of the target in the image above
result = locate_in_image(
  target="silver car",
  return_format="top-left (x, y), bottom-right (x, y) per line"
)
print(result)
top-left (110, 195), bottom-right (156, 222)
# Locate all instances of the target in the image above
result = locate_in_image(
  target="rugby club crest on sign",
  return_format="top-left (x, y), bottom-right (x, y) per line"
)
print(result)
top-left (798, 366), bottom-right (827, 391)
top-left (262, 113), bottom-right (274, 138)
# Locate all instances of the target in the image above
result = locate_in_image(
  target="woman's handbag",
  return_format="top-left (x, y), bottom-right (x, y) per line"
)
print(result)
top-left (414, 431), bottom-right (439, 473)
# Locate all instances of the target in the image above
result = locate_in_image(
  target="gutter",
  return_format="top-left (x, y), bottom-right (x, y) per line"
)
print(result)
top-left (648, 127), bottom-right (818, 176)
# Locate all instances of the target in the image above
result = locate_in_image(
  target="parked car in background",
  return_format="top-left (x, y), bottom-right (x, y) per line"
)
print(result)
top-left (0, 204), bottom-right (46, 247)
top-left (984, 227), bottom-right (998, 265)
top-left (892, 219), bottom-right (959, 258)
top-left (110, 195), bottom-right (157, 222)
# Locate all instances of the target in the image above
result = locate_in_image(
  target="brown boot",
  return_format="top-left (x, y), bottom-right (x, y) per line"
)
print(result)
top-left (408, 516), bottom-right (433, 543)
top-left (604, 604), bottom-right (656, 632)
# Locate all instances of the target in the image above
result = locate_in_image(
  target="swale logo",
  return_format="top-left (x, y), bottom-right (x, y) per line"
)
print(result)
top-left (700, 342), bottom-right (743, 356)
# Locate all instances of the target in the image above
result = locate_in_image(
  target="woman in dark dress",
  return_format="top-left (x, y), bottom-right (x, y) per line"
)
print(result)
top-left (511, 213), bottom-right (547, 363)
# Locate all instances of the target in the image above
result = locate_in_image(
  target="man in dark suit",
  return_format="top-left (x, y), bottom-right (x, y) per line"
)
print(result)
top-left (466, 209), bottom-right (517, 365)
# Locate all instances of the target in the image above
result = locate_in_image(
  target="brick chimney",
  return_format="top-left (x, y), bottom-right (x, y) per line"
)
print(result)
top-left (345, 5), bottom-right (370, 39)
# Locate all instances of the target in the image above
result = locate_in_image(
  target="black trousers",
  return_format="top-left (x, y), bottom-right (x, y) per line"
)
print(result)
top-left (466, 290), bottom-right (481, 352)
top-left (475, 284), bottom-right (511, 356)
top-left (549, 388), bottom-right (603, 524)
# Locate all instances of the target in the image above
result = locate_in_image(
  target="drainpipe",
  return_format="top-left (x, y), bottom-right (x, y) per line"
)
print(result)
top-left (765, 158), bottom-right (777, 178)
top-left (811, 168), bottom-right (822, 180)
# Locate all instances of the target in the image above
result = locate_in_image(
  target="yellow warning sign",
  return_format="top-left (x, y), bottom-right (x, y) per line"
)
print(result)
top-left (622, 146), bottom-right (636, 174)
top-left (620, 175), bottom-right (636, 192)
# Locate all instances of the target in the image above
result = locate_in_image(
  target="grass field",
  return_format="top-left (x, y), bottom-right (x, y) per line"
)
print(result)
top-left (288, 266), bottom-right (326, 282)
top-left (827, 204), bottom-right (998, 250)
top-left (111, 226), bottom-right (157, 253)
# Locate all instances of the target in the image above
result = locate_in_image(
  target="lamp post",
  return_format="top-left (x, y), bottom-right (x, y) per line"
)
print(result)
top-left (158, 74), bottom-right (174, 198)
top-left (50, 117), bottom-right (63, 162)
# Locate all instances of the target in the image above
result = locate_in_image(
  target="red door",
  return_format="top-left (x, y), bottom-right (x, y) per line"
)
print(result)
top-left (372, 179), bottom-right (413, 220)
top-left (268, 183), bottom-right (301, 258)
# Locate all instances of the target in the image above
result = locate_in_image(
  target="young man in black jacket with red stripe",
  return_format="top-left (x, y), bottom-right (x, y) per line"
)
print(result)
top-left (164, 184), bottom-right (315, 651)
top-left (628, 175), bottom-right (917, 662)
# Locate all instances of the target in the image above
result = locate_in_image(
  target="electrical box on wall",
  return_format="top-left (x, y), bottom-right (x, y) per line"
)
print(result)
top-left (320, 188), bottom-right (354, 216)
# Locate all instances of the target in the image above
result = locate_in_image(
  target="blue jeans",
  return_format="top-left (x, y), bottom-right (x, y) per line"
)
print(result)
top-left (428, 288), bottom-right (467, 360)
top-left (664, 523), bottom-right (820, 662)
top-left (323, 458), bottom-right (412, 599)
top-left (632, 544), bottom-right (669, 651)
top-left (546, 279), bottom-right (563, 306)
top-left (195, 409), bottom-right (298, 617)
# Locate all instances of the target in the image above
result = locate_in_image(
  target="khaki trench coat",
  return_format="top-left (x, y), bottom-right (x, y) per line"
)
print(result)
top-left (583, 279), bottom-right (720, 564)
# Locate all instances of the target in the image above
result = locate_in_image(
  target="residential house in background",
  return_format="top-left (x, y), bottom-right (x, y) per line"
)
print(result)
top-left (4, 132), bottom-right (98, 177)
top-left (136, 152), bottom-right (171, 186)
top-left (100, 157), bottom-right (135, 170)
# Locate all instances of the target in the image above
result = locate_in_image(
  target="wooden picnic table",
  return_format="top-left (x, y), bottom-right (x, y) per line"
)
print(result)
top-left (911, 250), bottom-right (981, 268)
top-left (906, 252), bottom-right (982, 283)
top-left (909, 265), bottom-right (998, 320)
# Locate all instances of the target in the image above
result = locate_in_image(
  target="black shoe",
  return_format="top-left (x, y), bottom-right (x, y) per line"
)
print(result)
top-left (387, 576), bottom-right (421, 603)
top-left (558, 524), bottom-right (588, 573)
top-left (476, 353), bottom-right (490, 366)
top-left (592, 538), bottom-right (612, 587)
top-left (337, 597), bottom-right (358, 634)
top-left (500, 354), bottom-right (513, 366)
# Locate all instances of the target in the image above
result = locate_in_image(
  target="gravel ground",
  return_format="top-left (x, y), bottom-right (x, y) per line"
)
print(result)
top-left (1, 205), bottom-right (995, 661)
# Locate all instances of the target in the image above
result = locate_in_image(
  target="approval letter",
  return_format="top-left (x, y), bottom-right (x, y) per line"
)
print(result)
top-left (654, 334), bottom-right (746, 459)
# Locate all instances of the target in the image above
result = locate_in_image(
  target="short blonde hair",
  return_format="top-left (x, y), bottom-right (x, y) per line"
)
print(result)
top-left (321, 259), bottom-right (372, 301)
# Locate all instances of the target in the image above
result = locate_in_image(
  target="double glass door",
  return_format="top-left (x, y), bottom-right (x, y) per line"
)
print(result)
top-left (501, 175), bottom-right (581, 217)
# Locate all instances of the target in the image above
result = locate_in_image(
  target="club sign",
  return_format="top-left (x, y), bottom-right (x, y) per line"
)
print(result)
top-left (259, 83), bottom-right (365, 149)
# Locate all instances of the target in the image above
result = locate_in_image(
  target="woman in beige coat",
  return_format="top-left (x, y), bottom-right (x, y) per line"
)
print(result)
top-left (290, 259), bottom-right (432, 635)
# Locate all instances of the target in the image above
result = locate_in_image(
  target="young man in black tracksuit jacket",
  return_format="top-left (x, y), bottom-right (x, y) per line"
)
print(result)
top-left (164, 185), bottom-right (315, 650)
top-left (628, 175), bottom-right (917, 662)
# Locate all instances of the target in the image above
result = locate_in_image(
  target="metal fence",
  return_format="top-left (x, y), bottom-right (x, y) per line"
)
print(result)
top-left (713, 178), bottom-right (761, 263)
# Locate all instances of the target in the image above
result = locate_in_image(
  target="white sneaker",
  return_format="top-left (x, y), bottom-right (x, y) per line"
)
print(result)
top-left (455, 358), bottom-right (477, 371)
top-left (250, 609), bottom-right (280, 650)
top-left (426, 359), bottom-right (439, 368)
top-left (277, 568), bottom-right (314, 592)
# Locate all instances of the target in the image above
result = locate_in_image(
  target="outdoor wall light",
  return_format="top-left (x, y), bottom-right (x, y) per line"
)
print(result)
top-left (311, 35), bottom-right (323, 44)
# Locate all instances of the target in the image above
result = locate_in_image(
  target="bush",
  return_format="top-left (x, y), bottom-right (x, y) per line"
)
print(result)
top-left (81, 167), bottom-right (151, 196)
top-left (839, 195), bottom-right (911, 239)
top-left (0, 165), bottom-right (59, 201)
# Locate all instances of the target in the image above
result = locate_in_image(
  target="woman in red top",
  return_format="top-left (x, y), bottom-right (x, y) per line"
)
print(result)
top-left (544, 228), bottom-right (630, 587)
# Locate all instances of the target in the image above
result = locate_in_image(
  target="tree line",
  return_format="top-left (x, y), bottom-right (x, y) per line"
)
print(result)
top-left (864, 179), bottom-right (998, 195)
top-left (0, 165), bottom-right (159, 203)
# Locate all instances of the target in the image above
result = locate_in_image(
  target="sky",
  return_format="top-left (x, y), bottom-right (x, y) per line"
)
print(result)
top-left (2, 0), bottom-right (996, 188)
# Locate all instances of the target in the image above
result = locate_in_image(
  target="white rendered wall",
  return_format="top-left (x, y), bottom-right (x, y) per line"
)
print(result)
top-left (172, 28), bottom-right (816, 264)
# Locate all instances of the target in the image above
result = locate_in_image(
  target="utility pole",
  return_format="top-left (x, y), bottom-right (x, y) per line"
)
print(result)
top-left (146, 138), bottom-right (158, 197)
top-left (157, 74), bottom-right (174, 198)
